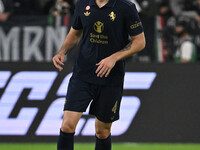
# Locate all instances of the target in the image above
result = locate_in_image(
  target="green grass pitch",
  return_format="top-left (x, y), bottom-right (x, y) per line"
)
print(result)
top-left (1, 143), bottom-right (200, 150)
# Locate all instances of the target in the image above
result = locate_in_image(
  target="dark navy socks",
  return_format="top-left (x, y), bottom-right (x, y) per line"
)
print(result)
top-left (57, 130), bottom-right (111, 150)
top-left (57, 130), bottom-right (75, 150)
top-left (95, 134), bottom-right (111, 150)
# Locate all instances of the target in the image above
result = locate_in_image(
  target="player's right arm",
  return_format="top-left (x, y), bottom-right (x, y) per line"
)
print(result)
top-left (52, 27), bottom-right (82, 71)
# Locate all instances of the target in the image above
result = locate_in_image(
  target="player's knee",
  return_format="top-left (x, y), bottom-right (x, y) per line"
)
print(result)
top-left (61, 121), bottom-right (76, 133)
top-left (96, 128), bottom-right (111, 139)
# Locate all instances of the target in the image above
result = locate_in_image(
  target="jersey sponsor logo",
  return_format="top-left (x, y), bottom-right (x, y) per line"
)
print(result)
top-left (109, 11), bottom-right (116, 21)
top-left (94, 21), bottom-right (104, 33)
top-left (90, 37), bottom-right (108, 44)
top-left (0, 71), bottom-right (156, 136)
top-left (90, 33), bottom-right (109, 44)
top-left (91, 21), bottom-right (108, 44)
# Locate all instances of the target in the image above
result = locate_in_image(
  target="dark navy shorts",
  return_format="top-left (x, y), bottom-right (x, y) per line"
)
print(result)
top-left (64, 77), bottom-right (123, 123)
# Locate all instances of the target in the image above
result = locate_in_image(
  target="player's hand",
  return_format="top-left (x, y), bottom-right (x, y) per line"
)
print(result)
top-left (96, 56), bottom-right (116, 78)
top-left (52, 53), bottom-right (65, 71)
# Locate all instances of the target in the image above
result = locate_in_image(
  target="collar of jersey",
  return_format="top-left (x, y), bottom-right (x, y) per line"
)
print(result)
top-left (89, 0), bottom-right (117, 8)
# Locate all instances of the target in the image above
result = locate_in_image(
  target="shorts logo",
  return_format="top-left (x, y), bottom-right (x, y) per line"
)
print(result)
top-left (109, 11), bottom-right (116, 21)
top-left (94, 21), bottom-right (104, 33)
top-left (112, 101), bottom-right (118, 114)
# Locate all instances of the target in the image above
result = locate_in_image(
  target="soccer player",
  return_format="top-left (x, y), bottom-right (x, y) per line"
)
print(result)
top-left (52, 0), bottom-right (145, 149)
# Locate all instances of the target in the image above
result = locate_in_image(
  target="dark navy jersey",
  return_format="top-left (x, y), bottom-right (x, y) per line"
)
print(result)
top-left (71, 0), bottom-right (143, 85)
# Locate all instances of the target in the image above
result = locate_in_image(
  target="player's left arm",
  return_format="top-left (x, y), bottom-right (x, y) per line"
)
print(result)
top-left (96, 32), bottom-right (145, 78)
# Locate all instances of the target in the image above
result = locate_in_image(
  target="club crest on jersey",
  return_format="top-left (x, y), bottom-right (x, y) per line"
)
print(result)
top-left (109, 11), bottom-right (116, 21)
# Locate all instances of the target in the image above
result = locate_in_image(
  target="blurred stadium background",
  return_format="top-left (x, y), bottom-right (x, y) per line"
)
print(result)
top-left (0, 0), bottom-right (200, 149)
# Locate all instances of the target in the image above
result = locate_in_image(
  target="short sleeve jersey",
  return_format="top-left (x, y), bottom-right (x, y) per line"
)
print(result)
top-left (71, 0), bottom-right (143, 85)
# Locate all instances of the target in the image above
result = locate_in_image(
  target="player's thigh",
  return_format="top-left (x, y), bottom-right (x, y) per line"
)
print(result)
top-left (65, 77), bottom-right (93, 112)
top-left (95, 117), bottom-right (112, 139)
top-left (61, 110), bottom-right (82, 133)
top-left (90, 84), bottom-right (123, 123)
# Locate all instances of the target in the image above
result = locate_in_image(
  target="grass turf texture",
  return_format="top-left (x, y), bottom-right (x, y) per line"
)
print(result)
top-left (1, 143), bottom-right (200, 150)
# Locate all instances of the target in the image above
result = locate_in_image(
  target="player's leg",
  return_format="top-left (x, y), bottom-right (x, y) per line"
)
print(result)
top-left (57, 77), bottom-right (94, 150)
top-left (61, 111), bottom-right (82, 133)
top-left (95, 118), bottom-right (112, 150)
top-left (57, 111), bottom-right (82, 150)
top-left (90, 84), bottom-right (123, 150)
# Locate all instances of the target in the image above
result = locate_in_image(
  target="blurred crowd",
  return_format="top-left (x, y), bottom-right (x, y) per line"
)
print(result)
top-left (0, 0), bottom-right (75, 21)
top-left (158, 0), bottom-right (200, 62)
top-left (0, 0), bottom-right (200, 62)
